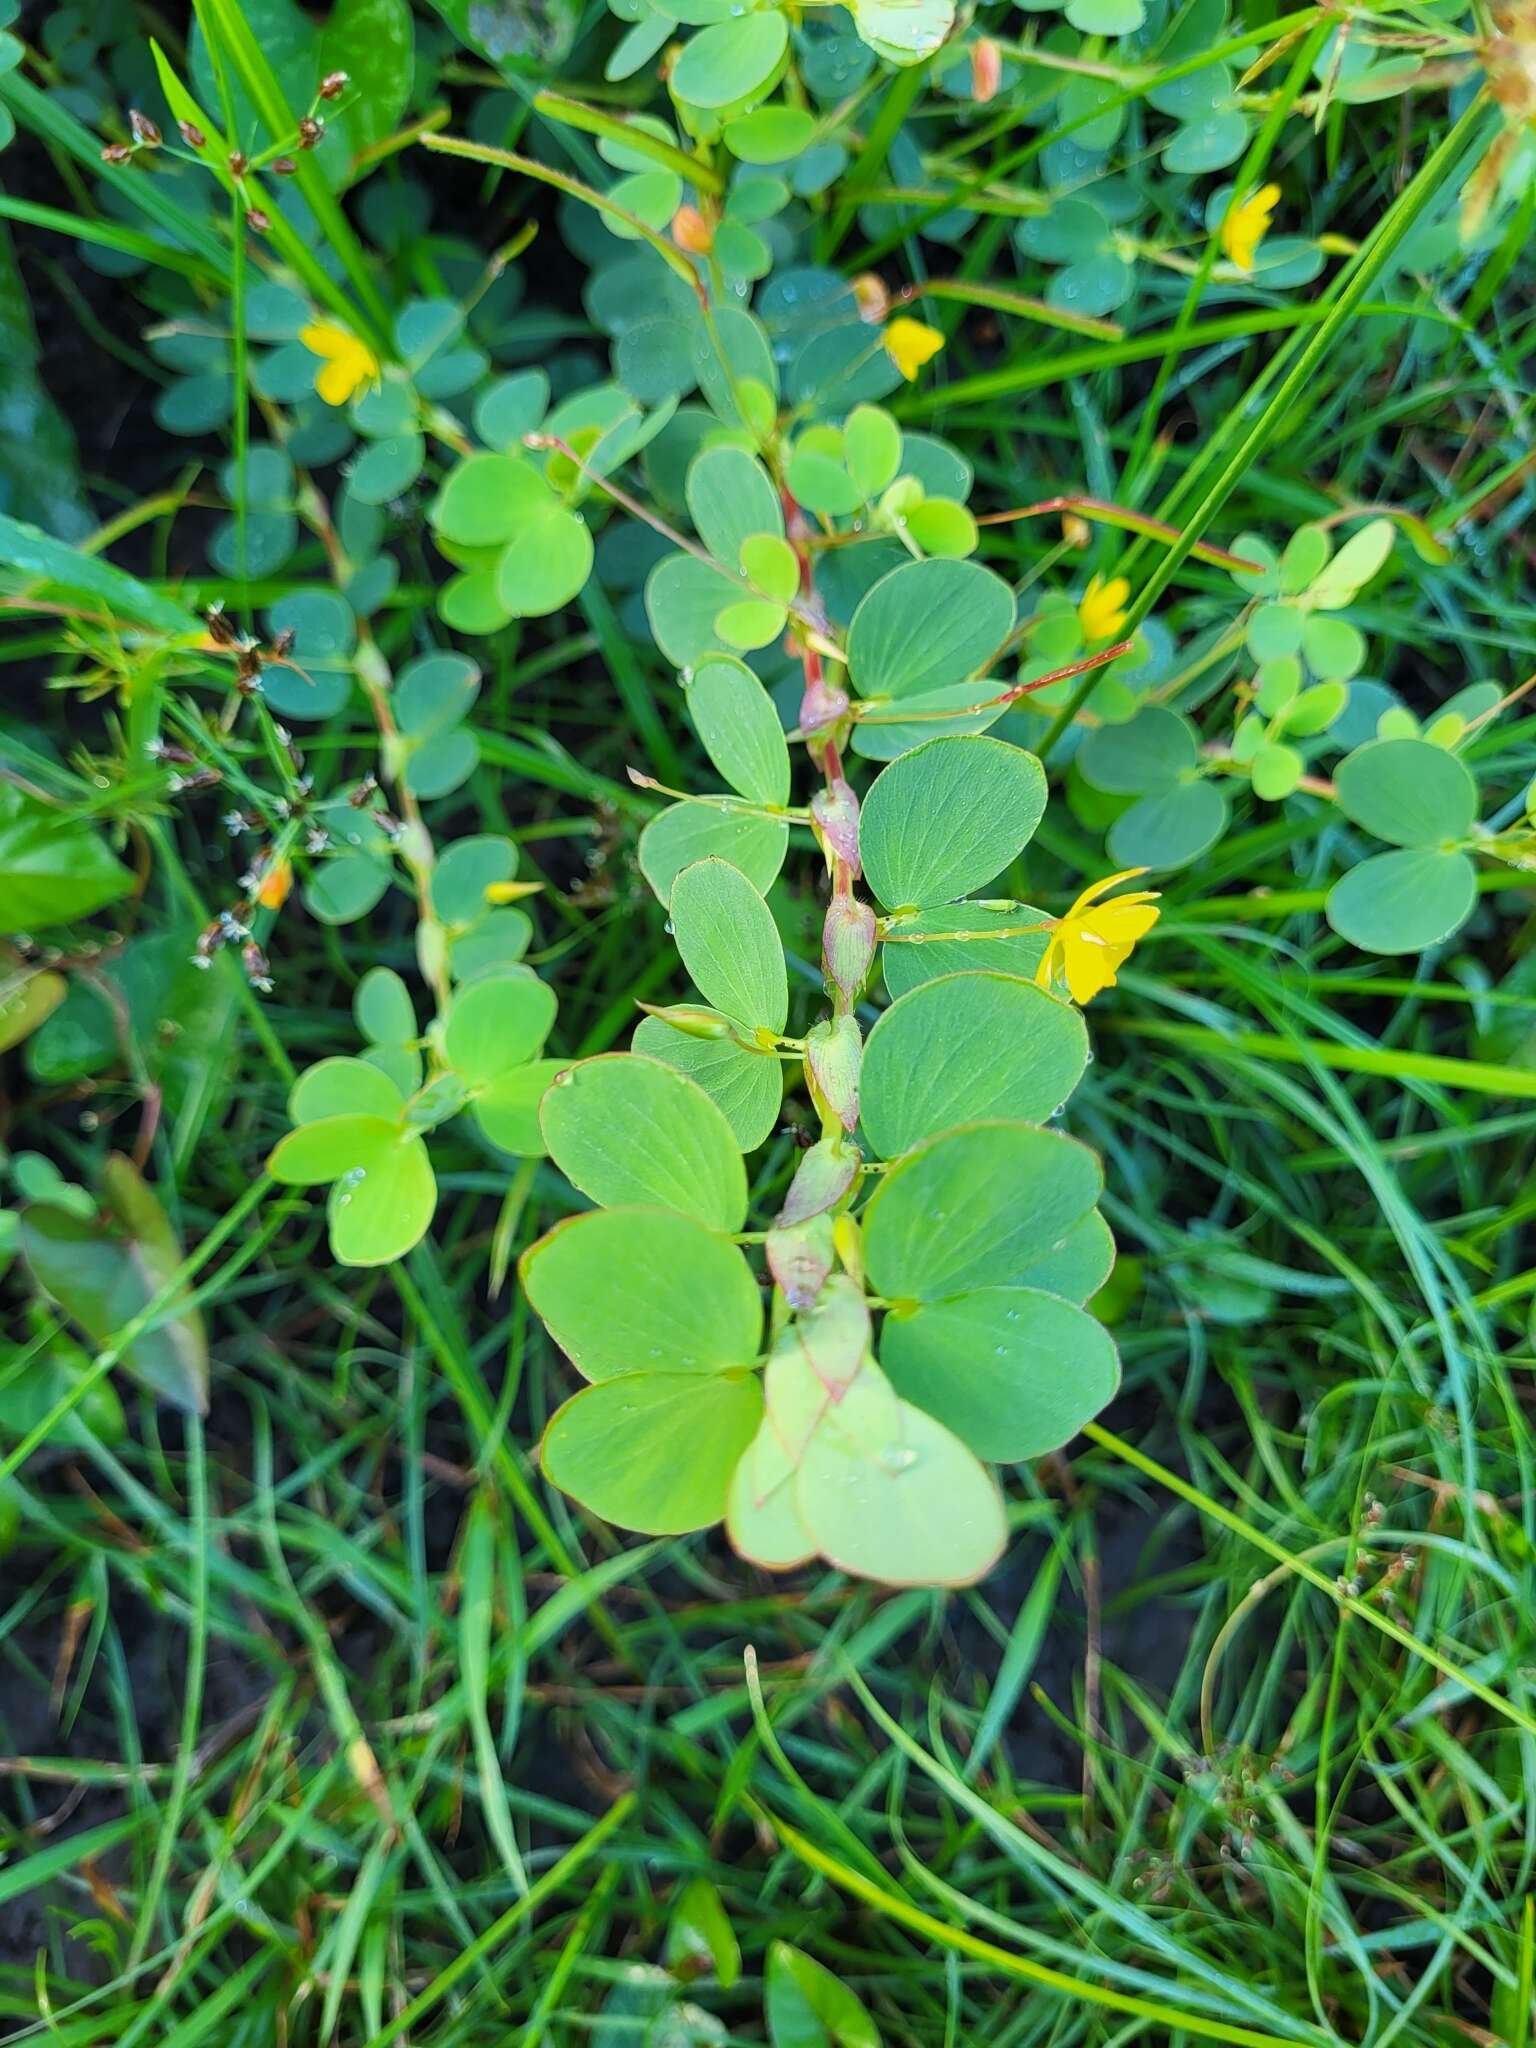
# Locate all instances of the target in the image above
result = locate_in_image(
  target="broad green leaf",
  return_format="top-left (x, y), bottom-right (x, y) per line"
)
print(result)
top-left (645, 550), bottom-right (749, 669)
top-left (843, 405), bottom-right (902, 499)
top-left (881, 902), bottom-right (1049, 999)
top-left (1107, 781), bottom-right (1228, 870)
top-left (443, 972), bottom-right (557, 1083)
top-left (726, 1446), bottom-right (816, 1568)
top-left (0, 968), bottom-right (64, 1052)
top-left (633, 1015), bottom-right (785, 1149)
top-left (863, 1121), bottom-right (1101, 1301)
top-left (268, 1113), bottom-right (401, 1183)
top-left (849, 679), bottom-right (1005, 759)
top-left (671, 13), bottom-right (788, 106)
top-left (432, 452), bottom-right (548, 547)
top-left (639, 803), bottom-right (789, 906)
top-left (686, 444), bottom-right (783, 565)
top-left (724, 105), bottom-right (817, 162)
top-left (475, 1056), bottom-right (563, 1155)
top-left (766, 1940), bottom-right (882, 2048)
top-left (393, 651), bottom-right (480, 739)
top-left (540, 1054), bottom-right (747, 1229)
top-left (290, 1056), bottom-right (404, 1125)
top-left (684, 654), bottom-right (792, 804)
top-left (881, 1287), bottom-right (1119, 1461)
top-left (355, 966), bottom-right (416, 1046)
top-left (326, 1130), bottom-right (436, 1266)
top-left (495, 502), bottom-right (593, 616)
top-left (1018, 1208), bottom-right (1116, 1302)
top-left (542, 1371), bottom-right (763, 1533)
top-left (1306, 517), bottom-right (1393, 608)
top-left (20, 1156), bottom-right (208, 1412)
top-left (796, 1394), bottom-right (1006, 1586)
top-left (1325, 847), bottom-right (1477, 954)
top-left (860, 737), bottom-right (1045, 909)
top-left (0, 512), bottom-right (199, 635)
top-left (1077, 706), bottom-right (1196, 795)
top-left (671, 858), bottom-right (787, 1030)
top-left (846, 558), bottom-right (1014, 700)
top-left (860, 972), bottom-right (1088, 1157)
top-left (666, 1877), bottom-right (744, 1993)
top-left (1333, 737), bottom-right (1477, 848)
top-left (522, 1207), bottom-right (763, 1381)
top-left (852, 0), bottom-right (954, 64)
top-left (0, 786), bottom-right (133, 934)
top-left (305, 854), bottom-right (391, 925)
top-left (315, 0), bottom-right (414, 176)
top-left (432, 834), bottom-right (519, 923)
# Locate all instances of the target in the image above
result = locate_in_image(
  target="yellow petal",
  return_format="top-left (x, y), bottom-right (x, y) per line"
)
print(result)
top-left (1086, 901), bottom-right (1160, 947)
top-left (301, 321), bottom-right (378, 407)
top-left (484, 879), bottom-right (545, 904)
top-left (314, 357), bottom-right (358, 406)
top-left (1060, 931), bottom-right (1120, 1005)
top-left (299, 320), bottom-right (348, 362)
top-left (883, 316), bottom-right (945, 382)
top-left (1219, 183), bottom-right (1281, 274)
top-left (1064, 866), bottom-right (1152, 919)
top-left (1078, 572), bottom-right (1131, 642)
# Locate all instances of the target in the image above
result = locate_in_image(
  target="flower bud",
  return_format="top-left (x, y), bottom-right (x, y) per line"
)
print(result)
top-left (635, 1001), bottom-right (736, 1041)
top-left (811, 778), bottom-right (860, 872)
top-left (852, 272), bottom-right (889, 323)
top-left (671, 203), bottom-right (714, 254)
top-left (178, 119), bottom-right (207, 149)
top-left (1062, 511), bottom-right (1092, 549)
top-left (255, 856), bottom-right (293, 911)
top-left (100, 143), bottom-right (133, 165)
top-left (806, 1014), bottom-right (862, 1135)
top-left (129, 110), bottom-right (163, 146)
top-left (970, 37), bottom-right (1002, 103)
top-left (298, 115), bottom-right (326, 149)
top-left (822, 895), bottom-right (876, 1006)
top-left (778, 1135), bottom-right (859, 1229)
top-left (766, 1216), bottom-right (834, 1311)
top-left (227, 150), bottom-right (248, 177)
top-left (318, 70), bottom-right (348, 99)
top-left (272, 156), bottom-right (298, 176)
top-left (246, 207), bottom-right (271, 233)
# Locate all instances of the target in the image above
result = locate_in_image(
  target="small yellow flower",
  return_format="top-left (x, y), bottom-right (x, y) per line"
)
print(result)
top-left (483, 879), bottom-right (544, 905)
top-left (1036, 868), bottom-right (1160, 1006)
top-left (883, 316), bottom-right (944, 381)
top-left (299, 320), bottom-right (379, 407)
top-left (1078, 572), bottom-right (1130, 642)
top-left (1219, 182), bottom-right (1281, 274)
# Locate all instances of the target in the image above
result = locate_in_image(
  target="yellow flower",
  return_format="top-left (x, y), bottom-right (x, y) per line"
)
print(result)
top-left (1036, 868), bottom-right (1160, 1005)
top-left (299, 320), bottom-right (379, 407)
top-left (1078, 572), bottom-right (1130, 642)
top-left (254, 855), bottom-right (293, 911)
top-left (1219, 182), bottom-right (1281, 274)
top-left (883, 316), bottom-right (945, 381)
top-left (483, 879), bottom-right (544, 905)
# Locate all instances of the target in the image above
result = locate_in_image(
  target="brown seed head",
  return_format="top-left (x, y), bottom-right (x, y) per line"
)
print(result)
top-left (318, 69), bottom-right (348, 99)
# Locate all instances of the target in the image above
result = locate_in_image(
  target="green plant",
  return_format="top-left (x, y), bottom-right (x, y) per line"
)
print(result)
top-left (2, 0), bottom-right (1536, 2037)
